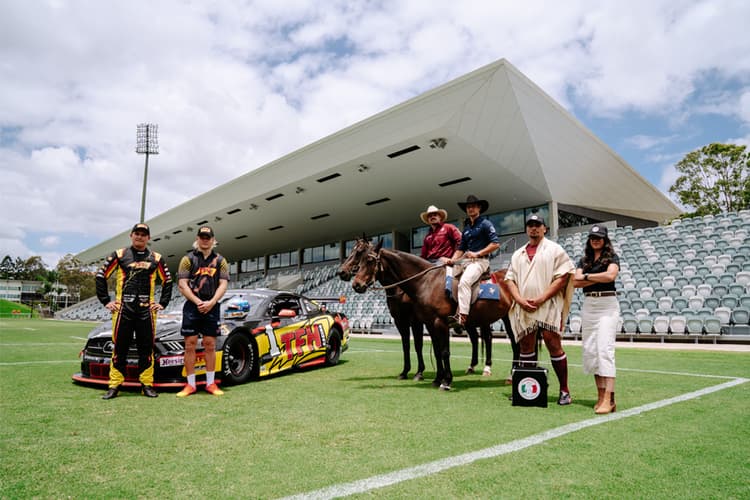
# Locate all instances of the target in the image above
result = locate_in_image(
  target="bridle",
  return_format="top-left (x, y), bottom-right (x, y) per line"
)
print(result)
top-left (357, 248), bottom-right (444, 291)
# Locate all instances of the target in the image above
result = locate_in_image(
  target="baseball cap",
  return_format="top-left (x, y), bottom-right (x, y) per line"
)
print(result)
top-left (131, 223), bottom-right (150, 235)
top-left (525, 213), bottom-right (546, 226)
top-left (588, 225), bottom-right (608, 238)
top-left (197, 226), bottom-right (214, 238)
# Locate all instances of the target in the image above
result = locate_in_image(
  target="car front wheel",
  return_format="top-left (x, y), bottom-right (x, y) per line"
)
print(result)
top-left (325, 330), bottom-right (341, 366)
top-left (221, 333), bottom-right (257, 384)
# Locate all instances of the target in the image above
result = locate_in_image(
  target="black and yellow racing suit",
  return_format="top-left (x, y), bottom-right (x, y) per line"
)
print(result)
top-left (95, 246), bottom-right (172, 387)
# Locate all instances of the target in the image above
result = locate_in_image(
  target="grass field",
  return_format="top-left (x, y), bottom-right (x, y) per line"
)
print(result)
top-left (1, 319), bottom-right (748, 499)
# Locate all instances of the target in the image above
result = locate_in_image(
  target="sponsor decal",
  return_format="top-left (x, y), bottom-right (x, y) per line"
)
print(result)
top-left (196, 267), bottom-right (217, 277)
top-left (518, 377), bottom-right (542, 400)
top-left (160, 355), bottom-right (184, 367)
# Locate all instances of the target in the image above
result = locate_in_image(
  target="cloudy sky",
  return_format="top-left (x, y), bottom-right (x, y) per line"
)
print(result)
top-left (1, 0), bottom-right (749, 268)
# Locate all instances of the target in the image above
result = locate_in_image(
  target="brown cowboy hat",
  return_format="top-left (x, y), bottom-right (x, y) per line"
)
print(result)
top-left (457, 194), bottom-right (489, 214)
top-left (420, 205), bottom-right (448, 224)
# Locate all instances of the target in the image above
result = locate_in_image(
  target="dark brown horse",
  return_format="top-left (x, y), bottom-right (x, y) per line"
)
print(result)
top-left (349, 241), bottom-right (517, 390)
top-left (338, 238), bottom-right (425, 380)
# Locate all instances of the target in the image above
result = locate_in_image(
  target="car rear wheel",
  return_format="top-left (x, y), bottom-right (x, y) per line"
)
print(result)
top-left (325, 330), bottom-right (341, 366)
top-left (221, 333), bottom-right (257, 384)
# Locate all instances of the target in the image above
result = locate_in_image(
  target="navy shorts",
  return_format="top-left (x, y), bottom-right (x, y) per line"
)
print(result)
top-left (181, 302), bottom-right (220, 337)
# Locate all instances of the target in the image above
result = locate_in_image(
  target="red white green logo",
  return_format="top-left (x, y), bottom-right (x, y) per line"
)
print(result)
top-left (518, 377), bottom-right (541, 400)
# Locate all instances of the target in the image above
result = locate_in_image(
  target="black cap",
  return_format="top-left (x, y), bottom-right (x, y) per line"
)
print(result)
top-left (131, 223), bottom-right (150, 235)
top-left (588, 225), bottom-right (608, 238)
top-left (525, 214), bottom-right (545, 226)
top-left (197, 226), bottom-right (214, 238)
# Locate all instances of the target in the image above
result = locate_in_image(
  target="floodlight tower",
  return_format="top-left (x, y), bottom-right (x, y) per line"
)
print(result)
top-left (135, 123), bottom-right (159, 223)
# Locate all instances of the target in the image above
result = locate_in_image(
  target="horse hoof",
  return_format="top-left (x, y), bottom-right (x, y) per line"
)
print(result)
top-left (397, 373), bottom-right (408, 380)
top-left (431, 379), bottom-right (441, 387)
top-left (465, 366), bottom-right (476, 374)
top-left (413, 372), bottom-right (424, 381)
top-left (439, 383), bottom-right (452, 391)
top-left (482, 366), bottom-right (492, 377)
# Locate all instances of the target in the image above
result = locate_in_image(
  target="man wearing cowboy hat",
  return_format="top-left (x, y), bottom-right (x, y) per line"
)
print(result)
top-left (446, 195), bottom-right (500, 325)
top-left (420, 205), bottom-right (461, 262)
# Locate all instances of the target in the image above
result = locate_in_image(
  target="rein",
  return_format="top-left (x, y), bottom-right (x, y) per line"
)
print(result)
top-left (364, 250), bottom-right (447, 291)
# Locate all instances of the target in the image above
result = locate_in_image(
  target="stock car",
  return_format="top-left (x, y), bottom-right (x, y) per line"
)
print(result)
top-left (72, 289), bottom-right (350, 389)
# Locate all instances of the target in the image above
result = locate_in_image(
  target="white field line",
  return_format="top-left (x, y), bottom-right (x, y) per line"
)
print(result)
top-left (281, 377), bottom-right (748, 500)
top-left (346, 347), bottom-right (741, 380)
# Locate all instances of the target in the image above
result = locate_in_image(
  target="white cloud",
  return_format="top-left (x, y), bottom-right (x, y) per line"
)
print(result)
top-left (1, 0), bottom-right (749, 265)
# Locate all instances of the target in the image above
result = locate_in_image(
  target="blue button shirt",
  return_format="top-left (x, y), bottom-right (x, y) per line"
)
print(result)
top-left (458, 215), bottom-right (498, 253)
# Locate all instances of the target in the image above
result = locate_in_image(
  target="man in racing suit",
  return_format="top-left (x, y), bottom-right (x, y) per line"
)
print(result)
top-left (96, 223), bottom-right (172, 399)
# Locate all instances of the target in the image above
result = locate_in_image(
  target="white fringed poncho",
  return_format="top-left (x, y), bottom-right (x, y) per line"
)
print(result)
top-left (505, 237), bottom-right (575, 341)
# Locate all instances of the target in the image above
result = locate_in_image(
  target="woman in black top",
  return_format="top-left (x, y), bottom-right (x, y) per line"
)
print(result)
top-left (573, 225), bottom-right (620, 414)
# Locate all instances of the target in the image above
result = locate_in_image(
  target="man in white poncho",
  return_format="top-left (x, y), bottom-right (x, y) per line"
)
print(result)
top-left (505, 213), bottom-right (575, 405)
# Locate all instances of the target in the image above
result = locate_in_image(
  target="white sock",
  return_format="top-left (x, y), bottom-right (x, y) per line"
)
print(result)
top-left (187, 374), bottom-right (196, 387)
top-left (206, 371), bottom-right (215, 386)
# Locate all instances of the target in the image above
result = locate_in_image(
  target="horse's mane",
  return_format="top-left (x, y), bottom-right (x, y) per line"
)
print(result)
top-left (381, 248), bottom-right (433, 270)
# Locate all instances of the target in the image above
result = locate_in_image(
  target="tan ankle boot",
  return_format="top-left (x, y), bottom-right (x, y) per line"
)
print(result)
top-left (594, 387), bottom-right (605, 411)
top-left (595, 391), bottom-right (614, 414)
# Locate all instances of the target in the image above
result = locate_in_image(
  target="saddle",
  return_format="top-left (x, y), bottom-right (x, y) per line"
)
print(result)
top-left (445, 264), bottom-right (500, 304)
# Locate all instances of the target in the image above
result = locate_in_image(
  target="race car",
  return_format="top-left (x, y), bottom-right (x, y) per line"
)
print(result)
top-left (72, 289), bottom-right (350, 389)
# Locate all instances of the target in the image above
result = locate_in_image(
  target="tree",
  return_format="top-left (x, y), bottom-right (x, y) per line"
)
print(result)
top-left (669, 143), bottom-right (750, 217)
top-left (0, 255), bottom-right (14, 278)
top-left (56, 254), bottom-right (96, 301)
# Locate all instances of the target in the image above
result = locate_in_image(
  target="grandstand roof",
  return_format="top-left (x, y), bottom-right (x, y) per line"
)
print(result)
top-left (77, 58), bottom-right (679, 269)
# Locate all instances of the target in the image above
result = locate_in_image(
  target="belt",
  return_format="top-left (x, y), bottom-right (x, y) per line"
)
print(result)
top-left (584, 291), bottom-right (618, 297)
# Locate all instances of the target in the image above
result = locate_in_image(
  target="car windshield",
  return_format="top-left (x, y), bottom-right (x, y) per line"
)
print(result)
top-left (221, 292), bottom-right (266, 319)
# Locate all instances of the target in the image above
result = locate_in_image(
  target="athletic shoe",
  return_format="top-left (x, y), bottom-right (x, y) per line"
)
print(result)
top-left (176, 384), bottom-right (197, 398)
top-left (102, 386), bottom-right (119, 400)
top-left (141, 385), bottom-right (158, 398)
top-left (205, 383), bottom-right (224, 396)
top-left (557, 391), bottom-right (572, 406)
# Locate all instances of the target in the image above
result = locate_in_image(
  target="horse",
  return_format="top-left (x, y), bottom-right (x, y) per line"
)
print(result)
top-left (338, 238), bottom-right (426, 380)
top-left (349, 240), bottom-right (517, 390)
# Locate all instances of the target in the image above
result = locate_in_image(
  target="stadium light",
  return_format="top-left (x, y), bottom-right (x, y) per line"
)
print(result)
top-left (135, 123), bottom-right (159, 223)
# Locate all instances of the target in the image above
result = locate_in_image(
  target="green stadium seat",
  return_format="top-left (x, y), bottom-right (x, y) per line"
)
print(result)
top-left (685, 316), bottom-right (704, 335)
top-left (721, 294), bottom-right (739, 309)
top-left (703, 316), bottom-right (722, 335)
top-left (703, 295), bottom-right (721, 309)
top-left (731, 307), bottom-right (750, 325)
top-left (712, 284), bottom-right (729, 298)
top-left (638, 317), bottom-right (654, 334)
top-left (704, 275), bottom-right (720, 286)
top-left (672, 297), bottom-right (689, 311)
top-left (622, 317), bottom-right (639, 334)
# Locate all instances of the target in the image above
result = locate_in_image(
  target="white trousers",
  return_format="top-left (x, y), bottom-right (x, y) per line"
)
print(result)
top-left (581, 296), bottom-right (619, 377)
top-left (457, 258), bottom-right (490, 315)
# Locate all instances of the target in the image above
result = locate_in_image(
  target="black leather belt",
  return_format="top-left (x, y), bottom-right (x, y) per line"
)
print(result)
top-left (584, 291), bottom-right (618, 297)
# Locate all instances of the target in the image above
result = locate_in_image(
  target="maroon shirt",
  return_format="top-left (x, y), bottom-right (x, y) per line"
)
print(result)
top-left (421, 223), bottom-right (462, 260)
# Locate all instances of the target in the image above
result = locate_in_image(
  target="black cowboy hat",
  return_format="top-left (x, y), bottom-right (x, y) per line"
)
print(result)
top-left (457, 194), bottom-right (489, 214)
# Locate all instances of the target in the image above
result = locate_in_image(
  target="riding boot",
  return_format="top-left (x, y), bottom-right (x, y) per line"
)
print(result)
top-left (594, 386), bottom-right (605, 412)
top-left (595, 391), bottom-right (614, 414)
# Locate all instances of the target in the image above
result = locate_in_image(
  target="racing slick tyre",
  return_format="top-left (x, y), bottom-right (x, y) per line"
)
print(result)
top-left (221, 333), bottom-right (258, 385)
top-left (325, 330), bottom-right (342, 366)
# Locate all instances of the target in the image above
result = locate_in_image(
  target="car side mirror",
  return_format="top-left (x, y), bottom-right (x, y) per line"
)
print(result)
top-left (278, 308), bottom-right (296, 318)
